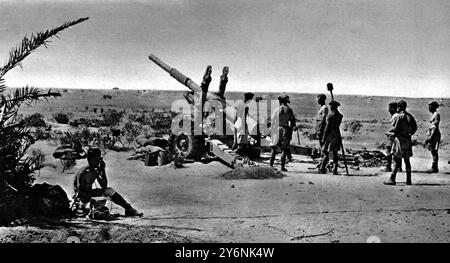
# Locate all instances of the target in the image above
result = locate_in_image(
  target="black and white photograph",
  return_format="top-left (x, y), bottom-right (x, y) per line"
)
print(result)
top-left (1, 0), bottom-right (450, 245)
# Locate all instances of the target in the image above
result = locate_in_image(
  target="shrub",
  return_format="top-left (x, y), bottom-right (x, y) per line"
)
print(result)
top-left (24, 113), bottom-right (46, 127)
top-left (101, 109), bottom-right (124, 127)
top-left (343, 120), bottom-right (363, 135)
top-left (53, 112), bottom-right (70, 124)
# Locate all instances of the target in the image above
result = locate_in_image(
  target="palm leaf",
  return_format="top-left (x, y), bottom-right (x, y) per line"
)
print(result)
top-left (0, 17), bottom-right (89, 79)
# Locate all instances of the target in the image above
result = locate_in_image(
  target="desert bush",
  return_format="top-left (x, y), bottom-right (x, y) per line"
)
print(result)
top-left (123, 121), bottom-right (143, 146)
top-left (23, 113), bottom-right (46, 127)
top-left (343, 120), bottom-right (363, 134)
top-left (33, 127), bottom-right (52, 141)
top-left (53, 112), bottom-right (70, 124)
top-left (101, 109), bottom-right (124, 127)
top-left (360, 119), bottom-right (379, 123)
top-left (126, 110), bottom-right (177, 135)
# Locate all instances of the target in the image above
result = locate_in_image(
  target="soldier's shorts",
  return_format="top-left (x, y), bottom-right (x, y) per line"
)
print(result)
top-left (271, 126), bottom-right (292, 149)
top-left (428, 129), bottom-right (441, 151)
top-left (391, 136), bottom-right (413, 158)
top-left (322, 138), bottom-right (341, 152)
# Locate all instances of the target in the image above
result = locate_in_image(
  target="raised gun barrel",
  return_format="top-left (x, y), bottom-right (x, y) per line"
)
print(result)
top-left (148, 54), bottom-right (259, 135)
top-left (149, 54), bottom-right (202, 94)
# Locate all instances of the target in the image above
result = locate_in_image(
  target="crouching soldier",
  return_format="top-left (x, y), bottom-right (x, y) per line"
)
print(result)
top-left (425, 101), bottom-right (441, 173)
top-left (73, 148), bottom-right (143, 216)
top-left (319, 100), bottom-right (343, 175)
top-left (384, 100), bottom-right (417, 186)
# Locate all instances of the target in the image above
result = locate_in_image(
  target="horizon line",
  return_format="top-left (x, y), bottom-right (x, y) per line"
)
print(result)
top-left (5, 86), bottom-right (450, 100)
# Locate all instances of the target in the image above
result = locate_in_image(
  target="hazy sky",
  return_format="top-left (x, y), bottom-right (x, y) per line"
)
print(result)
top-left (0, 0), bottom-right (449, 97)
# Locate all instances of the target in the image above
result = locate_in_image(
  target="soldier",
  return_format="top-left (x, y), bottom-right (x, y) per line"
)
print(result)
top-left (233, 92), bottom-right (254, 156)
top-left (183, 65), bottom-right (212, 106)
top-left (270, 94), bottom-right (296, 171)
top-left (316, 94), bottom-right (329, 146)
top-left (215, 66), bottom-right (229, 100)
top-left (384, 100), bottom-right (417, 186)
top-left (425, 101), bottom-right (441, 173)
top-left (319, 100), bottom-right (343, 175)
top-left (381, 102), bottom-right (400, 172)
top-left (73, 148), bottom-right (143, 216)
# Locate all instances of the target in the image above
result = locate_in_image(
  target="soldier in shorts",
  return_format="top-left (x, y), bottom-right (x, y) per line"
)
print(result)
top-left (316, 94), bottom-right (329, 147)
top-left (270, 94), bottom-right (296, 171)
top-left (384, 100), bottom-right (417, 186)
top-left (381, 102), bottom-right (402, 172)
top-left (73, 148), bottom-right (143, 216)
top-left (319, 100), bottom-right (343, 175)
top-left (425, 101), bottom-right (441, 173)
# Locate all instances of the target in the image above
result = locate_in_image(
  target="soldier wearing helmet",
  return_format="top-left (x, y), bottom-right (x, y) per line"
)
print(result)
top-left (384, 100), bottom-right (417, 186)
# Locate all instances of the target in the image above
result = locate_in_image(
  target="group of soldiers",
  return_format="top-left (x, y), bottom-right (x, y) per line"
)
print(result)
top-left (234, 90), bottom-right (442, 186)
top-left (381, 100), bottom-right (441, 185)
top-left (70, 90), bottom-right (442, 219)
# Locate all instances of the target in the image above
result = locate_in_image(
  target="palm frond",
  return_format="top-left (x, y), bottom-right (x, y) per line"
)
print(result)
top-left (0, 78), bottom-right (5, 94)
top-left (0, 87), bottom-right (60, 126)
top-left (0, 17), bottom-right (89, 79)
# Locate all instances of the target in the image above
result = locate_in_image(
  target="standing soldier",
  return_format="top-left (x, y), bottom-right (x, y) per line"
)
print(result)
top-left (384, 100), bottom-right (417, 186)
top-left (425, 101), bottom-right (441, 173)
top-left (381, 102), bottom-right (400, 172)
top-left (270, 94), bottom-right (296, 171)
top-left (215, 66), bottom-right (229, 100)
top-left (316, 94), bottom-right (329, 146)
top-left (233, 92), bottom-right (255, 156)
top-left (319, 100), bottom-right (343, 175)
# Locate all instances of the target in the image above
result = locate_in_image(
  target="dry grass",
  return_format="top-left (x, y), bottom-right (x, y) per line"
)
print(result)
top-left (220, 167), bottom-right (286, 180)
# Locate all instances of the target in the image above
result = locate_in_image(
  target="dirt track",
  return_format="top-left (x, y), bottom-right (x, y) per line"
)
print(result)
top-left (2, 141), bottom-right (449, 243)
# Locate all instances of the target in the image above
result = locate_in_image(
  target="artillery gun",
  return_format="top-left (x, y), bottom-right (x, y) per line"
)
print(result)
top-left (148, 54), bottom-right (265, 168)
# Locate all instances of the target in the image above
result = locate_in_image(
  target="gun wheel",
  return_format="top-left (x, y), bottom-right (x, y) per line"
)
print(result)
top-left (169, 132), bottom-right (204, 161)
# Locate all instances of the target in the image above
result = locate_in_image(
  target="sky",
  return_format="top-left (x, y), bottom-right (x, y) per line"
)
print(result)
top-left (0, 0), bottom-right (449, 98)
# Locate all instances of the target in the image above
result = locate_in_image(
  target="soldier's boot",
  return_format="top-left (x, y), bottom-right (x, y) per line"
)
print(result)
top-left (383, 174), bottom-right (396, 185)
top-left (319, 156), bottom-right (328, 174)
top-left (426, 156), bottom-right (439, 173)
top-left (380, 157), bottom-right (392, 172)
top-left (432, 153), bottom-right (439, 173)
top-left (432, 162), bottom-right (439, 173)
top-left (110, 193), bottom-right (143, 217)
top-left (332, 152), bottom-right (339, 175)
top-left (406, 171), bottom-right (412, 186)
top-left (269, 149), bottom-right (276, 167)
top-left (280, 151), bottom-right (288, 172)
top-left (333, 166), bottom-right (339, 175)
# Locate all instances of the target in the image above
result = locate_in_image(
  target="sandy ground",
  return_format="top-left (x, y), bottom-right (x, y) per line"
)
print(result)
top-left (1, 141), bottom-right (450, 243)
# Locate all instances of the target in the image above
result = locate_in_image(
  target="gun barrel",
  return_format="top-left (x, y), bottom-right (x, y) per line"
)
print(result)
top-left (149, 54), bottom-right (201, 93)
top-left (148, 54), bottom-right (259, 130)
